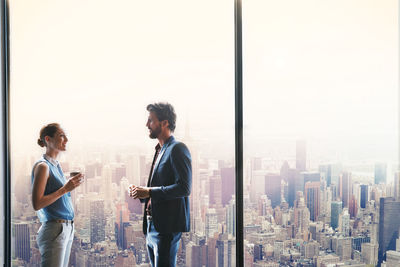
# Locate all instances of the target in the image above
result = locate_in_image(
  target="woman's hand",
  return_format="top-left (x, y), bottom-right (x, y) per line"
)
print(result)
top-left (32, 163), bottom-right (83, 211)
top-left (63, 173), bottom-right (84, 193)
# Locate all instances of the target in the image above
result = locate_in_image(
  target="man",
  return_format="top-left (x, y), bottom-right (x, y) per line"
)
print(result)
top-left (129, 102), bottom-right (192, 267)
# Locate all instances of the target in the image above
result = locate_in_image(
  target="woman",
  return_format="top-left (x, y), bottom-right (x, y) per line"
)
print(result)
top-left (31, 123), bottom-right (83, 267)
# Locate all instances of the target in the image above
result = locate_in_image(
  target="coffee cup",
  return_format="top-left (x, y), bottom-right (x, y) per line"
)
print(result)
top-left (70, 171), bottom-right (81, 178)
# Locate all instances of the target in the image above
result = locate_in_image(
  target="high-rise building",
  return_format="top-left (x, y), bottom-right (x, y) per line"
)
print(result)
top-left (85, 163), bottom-right (96, 179)
top-left (294, 193), bottom-right (310, 238)
top-left (216, 234), bottom-right (236, 267)
top-left (336, 237), bottom-right (352, 260)
top-left (265, 174), bottom-right (281, 208)
top-left (251, 170), bottom-right (266, 203)
top-left (361, 242), bottom-right (378, 266)
top-left (296, 139), bottom-right (306, 171)
top-left (386, 250), bottom-right (400, 267)
top-left (330, 163), bottom-right (343, 187)
top-left (90, 199), bottom-right (105, 243)
top-left (113, 165), bottom-right (126, 184)
top-left (304, 241), bottom-right (319, 259)
top-left (360, 184), bottom-right (368, 209)
top-left (394, 172), bottom-right (400, 201)
top-left (304, 181), bottom-right (320, 221)
top-left (116, 202), bottom-right (129, 249)
top-left (102, 165), bottom-right (113, 209)
top-left (221, 167), bottom-right (235, 206)
top-left (13, 222), bottom-right (30, 263)
top-left (126, 154), bottom-right (140, 186)
top-left (258, 195), bottom-right (270, 216)
top-left (209, 174), bottom-right (222, 205)
top-left (331, 201), bottom-right (343, 230)
top-left (280, 161), bottom-right (290, 182)
top-left (185, 242), bottom-right (206, 267)
top-left (378, 197), bottom-right (400, 265)
top-left (339, 172), bottom-right (352, 208)
top-left (319, 164), bottom-right (330, 186)
top-left (251, 157), bottom-right (262, 172)
top-left (349, 194), bottom-right (358, 218)
top-left (340, 209), bottom-right (350, 236)
top-left (302, 172), bottom-right (320, 189)
top-left (320, 163), bottom-right (343, 187)
top-left (288, 168), bottom-right (302, 207)
top-left (375, 163), bottom-right (387, 185)
top-left (352, 235), bottom-right (371, 252)
top-left (205, 208), bottom-right (218, 238)
top-left (226, 197), bottom-right (236, 236)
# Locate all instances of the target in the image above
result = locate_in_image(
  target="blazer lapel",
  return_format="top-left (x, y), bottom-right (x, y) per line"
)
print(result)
top-left (149, 144), bottom-right (167, 185)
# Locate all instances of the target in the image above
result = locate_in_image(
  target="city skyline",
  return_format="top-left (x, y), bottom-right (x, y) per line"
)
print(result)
top-left (7, 0), bottom-right (399, 266)
top-left (10, 134), bottom-right (400, 266)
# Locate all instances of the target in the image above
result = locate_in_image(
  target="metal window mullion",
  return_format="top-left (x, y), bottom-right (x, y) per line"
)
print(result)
top-left (2, 0), bottom-right (10, 266)
top-left (234, 0), bottom-right (244, 266)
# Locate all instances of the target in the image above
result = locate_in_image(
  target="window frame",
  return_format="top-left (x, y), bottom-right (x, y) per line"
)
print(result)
top-left (2, 0), bottom-right (10, 266)
top-left (1, 0), bottom-right (245, 266)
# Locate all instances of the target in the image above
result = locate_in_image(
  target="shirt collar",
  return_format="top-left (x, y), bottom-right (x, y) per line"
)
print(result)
top-left (155, 136), bottom-right (174, 151)
top-left (43, 154), bottom-right (59, 167)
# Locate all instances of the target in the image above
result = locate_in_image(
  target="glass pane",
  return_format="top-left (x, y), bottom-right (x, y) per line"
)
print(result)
top-left (9, 0), bottom-right (234, 266)
top-left (243, 0), bottom-right (398, 266)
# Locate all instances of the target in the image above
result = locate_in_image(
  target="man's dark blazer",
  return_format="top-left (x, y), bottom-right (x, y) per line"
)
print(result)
top-left (143, 136), bottom-right (192, 234)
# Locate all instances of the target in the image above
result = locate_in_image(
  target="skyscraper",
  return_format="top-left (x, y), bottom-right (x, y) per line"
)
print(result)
top-left (209, 174), bottom-right (222, 206)
top-left (375, 163), bottom-right (387, 185)
top-left (360, 184), bottom-right (368, 209)
top-left (13, 222), bottom-right (30, 263)
top-left (288, 168), bottom-right (302, 207)
top-left (340, 172), bottom-right (352, 208)
top-left (331, 201), bottom-right (343, 230)
top-left (102, 164), bottom-right (113, 209)
top-left (126, 154), bottom-right (140, 186)
top-left (394, 172), bottom-right (400, 201)
top-left (116, 202), bottom-right (129, 249)
top-left (216, 234), bottom-right (236, 267)
top-left (265, 173), bottom-right (281, 208)
top-left (205, 208), bottom-right (218, 238)
top-left (304, 181), bottom-right (320, 221)
top-left (296, 139), bottom-right (306, 171)
top-left (221, 167), bottom-right (235, 206)
top-left (294, 193), bottom-right (310, 237)
top-left (226, 197), bottom-right (236, 236)
top-left (340, 209), bottom-right (350, 236)
top-left (319, 164), bottom-right (330, 186)
top-left (378, 197), bottom-right (400, 265)
top-left (349, 194), bottom-right (358, 218)
top-left (251, 170), bottom-right (266, 203)
top-left (302, 172), bottom-right (321, 189)
top-left (90, 199), bottom-right (105, 244)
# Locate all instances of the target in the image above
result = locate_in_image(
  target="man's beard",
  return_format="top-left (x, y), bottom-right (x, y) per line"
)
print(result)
top-left (149, 126), bottom-right (161, 139)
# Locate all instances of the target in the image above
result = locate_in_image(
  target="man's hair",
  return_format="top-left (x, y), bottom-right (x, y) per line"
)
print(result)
top-left (147, 102), bottom-right (177, 132)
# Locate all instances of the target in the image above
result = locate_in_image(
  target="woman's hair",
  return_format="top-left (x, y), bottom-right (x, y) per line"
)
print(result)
top-left (37, 123), bottom-right (60, 147)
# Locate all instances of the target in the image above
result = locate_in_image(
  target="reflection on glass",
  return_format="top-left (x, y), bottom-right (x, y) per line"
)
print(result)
top-left (243, 0), bottom-right (398, 266)
top-left (10, 0), bottom-right (234, 266)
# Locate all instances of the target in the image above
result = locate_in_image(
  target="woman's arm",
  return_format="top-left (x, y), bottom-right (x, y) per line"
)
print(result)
top-left (31, 162), bottom-right (82, 211)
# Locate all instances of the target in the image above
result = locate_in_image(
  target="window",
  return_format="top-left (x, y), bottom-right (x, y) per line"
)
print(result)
top-left (9, 0), bottom-right (234, 266)
top-left (5, 0), bottom-right (399, 266)
top-left (243, 0), bottom-right (398, 265)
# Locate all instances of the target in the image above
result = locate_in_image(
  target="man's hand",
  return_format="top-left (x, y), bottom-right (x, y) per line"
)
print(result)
top-left (129, 184), bottom-right (150, 199)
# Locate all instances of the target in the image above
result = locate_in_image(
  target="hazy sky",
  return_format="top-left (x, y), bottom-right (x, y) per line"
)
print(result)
top-left (9, 0), bottom-right (398, 163)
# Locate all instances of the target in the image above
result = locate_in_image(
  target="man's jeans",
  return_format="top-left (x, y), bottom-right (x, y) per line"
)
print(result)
top-left (37, 221), bottom-right (74, 267)
top-left (146, 220), bottom-right (182, 267)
